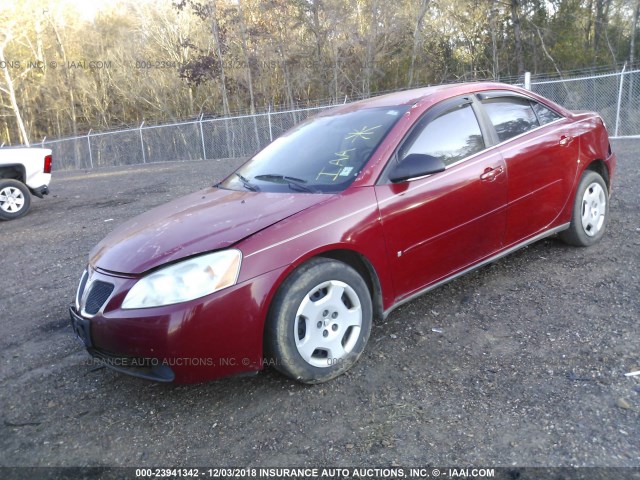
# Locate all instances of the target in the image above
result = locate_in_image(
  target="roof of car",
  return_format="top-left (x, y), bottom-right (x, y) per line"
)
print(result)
top-left (325, 82), bottom-right (522, 114)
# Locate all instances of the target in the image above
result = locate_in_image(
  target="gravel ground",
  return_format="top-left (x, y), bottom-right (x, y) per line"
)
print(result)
top-left (0, 140), bottom-right (638, 471)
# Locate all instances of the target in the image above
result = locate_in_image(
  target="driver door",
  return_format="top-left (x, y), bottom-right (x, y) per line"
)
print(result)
top-left (375, 97), bottom-right (508, 302)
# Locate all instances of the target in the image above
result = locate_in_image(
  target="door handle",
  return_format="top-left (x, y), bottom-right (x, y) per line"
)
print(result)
top-left (559, 135), bottom-right (574, 146)
top-left (480, 166), bottom-right (504, 182)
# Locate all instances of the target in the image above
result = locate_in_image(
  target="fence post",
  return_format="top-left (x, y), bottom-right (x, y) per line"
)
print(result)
top-left (524, 72), bottom-right (531, 90)
top-left (614, 64), bottom-right (627, 137)
top-left (199, 114), bottom-right (207, 160)
top-left (41, 136), bottom-right (46, 147)
top-left (267, 104), bottom-right (273, 142)
top-left (139, 121), bottom-right (147, 164)
top-left (87, 129), bottom-right (93, 169)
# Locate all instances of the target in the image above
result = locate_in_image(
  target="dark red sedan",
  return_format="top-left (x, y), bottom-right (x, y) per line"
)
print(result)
top-left (70, 82), bottom-right (616, 384)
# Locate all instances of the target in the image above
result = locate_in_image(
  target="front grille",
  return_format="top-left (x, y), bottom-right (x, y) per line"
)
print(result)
top-left (84, 280), bottom-right (114, 315)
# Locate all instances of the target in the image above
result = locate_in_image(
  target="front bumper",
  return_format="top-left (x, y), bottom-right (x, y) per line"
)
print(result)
top-left (70, 305), bottom-right (175, 382)
top-left (70, 265), bottom-right (287, 383)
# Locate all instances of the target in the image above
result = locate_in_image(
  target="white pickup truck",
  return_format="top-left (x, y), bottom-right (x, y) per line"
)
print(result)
top-left (0, 147), bottom-right (53, 220)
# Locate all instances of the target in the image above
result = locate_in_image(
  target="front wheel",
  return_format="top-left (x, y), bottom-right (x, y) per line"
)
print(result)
top-left (265, 258), bottom-right (373, 384)
top-left (560, 170), bottom-right (609, 247)
top-left (0, 179), bottom-right (31, 220)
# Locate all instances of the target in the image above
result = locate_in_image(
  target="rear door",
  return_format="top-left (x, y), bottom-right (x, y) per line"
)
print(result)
top-left (477, 92), bottom-right (580, 245)
top-left (375, 96), bottom-right (507, 302)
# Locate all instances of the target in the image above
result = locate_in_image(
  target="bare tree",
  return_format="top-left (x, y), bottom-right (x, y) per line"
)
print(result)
top-left (629, 0), bottom-right (640, 106)
top-left (489, 0), bottom-right (499, 79)
top-left (408, 0), bottom-right (430, 87)
top-left (511, 0), bottom-right (525, 75)
top-left (0, 31), bottom-right (30, 145)
top-left (631, 0), bottom-right (640, 66)
top-left (2, 0), bottom-right (640, 146)
top-left (49, 18), bottom-right (79, 141)
top-left (361, 0), bottom-right (381, 96)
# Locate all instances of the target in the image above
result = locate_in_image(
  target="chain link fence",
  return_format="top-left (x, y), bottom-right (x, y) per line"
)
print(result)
top-left (31, 68), bottom-right (640, 171)
top-left (528, 66), bottom-right (640, 137)
top-left (40, 105), bottom-right (332, 171)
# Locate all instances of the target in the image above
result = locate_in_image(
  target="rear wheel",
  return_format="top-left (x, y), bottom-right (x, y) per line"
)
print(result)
top-left (265, 258), bottom-right (372, 384)
top-left (560, 170), bottom-right (609, 247)
top-left (0, 179), bottom-right (31, 220)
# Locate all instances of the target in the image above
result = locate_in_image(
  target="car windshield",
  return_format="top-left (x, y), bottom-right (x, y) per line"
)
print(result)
top-left (220, 106), bottom-right (409, 193)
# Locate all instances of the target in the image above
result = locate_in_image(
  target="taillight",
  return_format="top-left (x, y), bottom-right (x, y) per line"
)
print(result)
top-left (44, 154), bottom-right (52, 174)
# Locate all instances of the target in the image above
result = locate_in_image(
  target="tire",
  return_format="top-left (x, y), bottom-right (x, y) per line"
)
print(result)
top-left (264, 258), bottom-right (373, 384)
top-left (0, 179), bottom-right (31, 221)
top-left (560, 170), bottom-right (609, 247)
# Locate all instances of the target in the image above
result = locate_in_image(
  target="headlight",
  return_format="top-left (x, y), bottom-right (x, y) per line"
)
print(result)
top-left (75, 269), bottom-right (89, 310)
top-left (122, 249), bottom-right (242, 309)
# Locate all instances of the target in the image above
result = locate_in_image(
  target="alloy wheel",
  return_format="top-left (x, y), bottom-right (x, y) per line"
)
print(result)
top-left (0, 186), bottom-right (25, 213)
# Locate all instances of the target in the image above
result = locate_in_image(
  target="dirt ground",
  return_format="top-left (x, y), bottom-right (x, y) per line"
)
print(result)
top-left (0, 140), bottom-right (638, 472)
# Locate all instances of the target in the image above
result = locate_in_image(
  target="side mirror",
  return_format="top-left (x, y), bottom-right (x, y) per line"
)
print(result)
top-left (388, 154), bottom-right (446, 183)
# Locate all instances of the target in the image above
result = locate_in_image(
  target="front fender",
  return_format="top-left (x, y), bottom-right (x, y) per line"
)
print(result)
top-left (236, 187), bottom-right (395, 311)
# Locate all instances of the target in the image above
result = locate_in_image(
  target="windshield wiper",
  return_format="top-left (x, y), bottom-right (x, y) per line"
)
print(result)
top-left (235, 173), bottom-right (260, 192)
top-left (255, 174), bottom-right (319, 193)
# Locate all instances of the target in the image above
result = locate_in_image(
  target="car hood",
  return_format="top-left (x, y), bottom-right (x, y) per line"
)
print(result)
top-left (90, 187), bottom-right (329, 275)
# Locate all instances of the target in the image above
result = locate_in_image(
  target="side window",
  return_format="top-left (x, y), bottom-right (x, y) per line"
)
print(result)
top-left (531, 101), bottom-right (563, 125)
top-left (482, 98), bottom-right (539, 142)
top-left (399, 104), bottom-right (485, 167)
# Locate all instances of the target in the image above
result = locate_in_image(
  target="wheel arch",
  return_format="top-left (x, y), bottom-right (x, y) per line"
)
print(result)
top-left (261, 247), bottom-right (385, 345)
top-left (260, 247), bottom-right (380, 382)
top-left (584, 159), bottom-right (610, 189)
top-left (314, 249), bottom-right (384, 323)
top-left (0, 164), bottom-right (26, 183)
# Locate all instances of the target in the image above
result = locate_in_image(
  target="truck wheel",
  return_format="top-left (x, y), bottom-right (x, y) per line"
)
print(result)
top-left (0, 179), bottom-right (31, 220)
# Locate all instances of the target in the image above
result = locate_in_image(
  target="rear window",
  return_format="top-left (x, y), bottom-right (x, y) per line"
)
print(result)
top-left (532, 102), bottom-right (563, 125)
top-left (482, 98), bottom-right (539, 142)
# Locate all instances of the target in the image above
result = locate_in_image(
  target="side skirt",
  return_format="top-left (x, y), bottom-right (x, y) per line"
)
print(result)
top-left (383, 223), bottom-right (570, 319)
